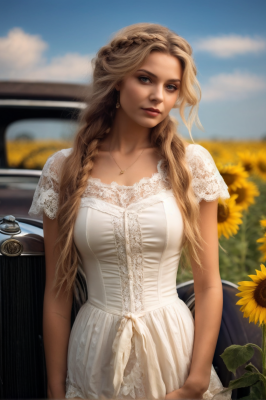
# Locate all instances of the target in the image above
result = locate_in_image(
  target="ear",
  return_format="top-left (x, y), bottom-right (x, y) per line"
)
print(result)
top-left (115, 80), bottom-right (122, 91)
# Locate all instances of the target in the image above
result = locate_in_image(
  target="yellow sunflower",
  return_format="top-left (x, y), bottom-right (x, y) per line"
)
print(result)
top-left (237, 150), bottom-right (256, 173)
top-left (254, 151), bottom-right (266, 181)
top-left (236, 264), bottom-right (266, 326)
top-left (229, 180), bottom-right (260, 210)
top-left (217, 194), bottom-right (243, 239)
top-left (217, 163), bottom-right (249, 191)
top-left (257, 219), bottom-right (266, 262)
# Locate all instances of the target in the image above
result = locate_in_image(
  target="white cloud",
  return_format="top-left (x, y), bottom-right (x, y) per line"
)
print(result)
top-left (201, 71), bottom-right (266, 101)
top-left (194, 34), bottom-right (266, 58)
top-left (0, 28), bottom-right (93, 82)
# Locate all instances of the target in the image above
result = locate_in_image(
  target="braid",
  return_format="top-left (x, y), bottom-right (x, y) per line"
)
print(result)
top-left (98, 32), bottom-right (166, 59)
top-left (54, 136), bottom-right (101, 297)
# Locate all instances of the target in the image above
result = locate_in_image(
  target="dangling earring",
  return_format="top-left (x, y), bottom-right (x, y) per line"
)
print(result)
top-left (116, 91), bottom-right (120, 108)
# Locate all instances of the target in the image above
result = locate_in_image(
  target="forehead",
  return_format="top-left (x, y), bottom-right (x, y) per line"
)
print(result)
top-left (137, 51), bottom-right (183, 80)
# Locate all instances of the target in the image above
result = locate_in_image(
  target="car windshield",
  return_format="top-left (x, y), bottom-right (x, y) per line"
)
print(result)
top-left (5, 118), bottom-right (78, 169)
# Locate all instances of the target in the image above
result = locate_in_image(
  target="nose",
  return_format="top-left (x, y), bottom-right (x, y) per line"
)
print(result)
top-left (149, 84), bottom-right (164, 103)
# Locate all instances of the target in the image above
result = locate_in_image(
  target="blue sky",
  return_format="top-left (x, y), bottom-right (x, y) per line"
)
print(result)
top-left (1, 0), bottom-right (266, 140)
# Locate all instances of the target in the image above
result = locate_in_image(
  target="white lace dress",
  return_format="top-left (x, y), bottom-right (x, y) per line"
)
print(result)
top-left (28, 144), bottom-right (231, 400)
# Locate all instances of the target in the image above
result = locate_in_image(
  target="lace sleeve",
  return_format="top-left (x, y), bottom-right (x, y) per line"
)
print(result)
top-left (186, 144), bottom-right (230, 203)
top-left (28, 148), bottom-right (72, 220)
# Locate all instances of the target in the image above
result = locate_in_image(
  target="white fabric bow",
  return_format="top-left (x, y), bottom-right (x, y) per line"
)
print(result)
top-left (112, 311), bottom-right (166, 400)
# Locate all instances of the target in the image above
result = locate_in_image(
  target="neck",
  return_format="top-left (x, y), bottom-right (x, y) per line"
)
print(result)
top-left (108, 108), bottom-right (152, 155)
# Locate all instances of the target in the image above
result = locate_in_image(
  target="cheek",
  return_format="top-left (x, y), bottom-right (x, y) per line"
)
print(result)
top-left (121, 81), bottom-right (146, 107)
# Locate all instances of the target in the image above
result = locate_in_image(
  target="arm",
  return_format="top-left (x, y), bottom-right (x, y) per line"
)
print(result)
top-left (43, 213), bottom-right (74, 399)
top-left (184, 198), bottom-right (222, 395)
top-left (166, 198), bottom-right (222, 399)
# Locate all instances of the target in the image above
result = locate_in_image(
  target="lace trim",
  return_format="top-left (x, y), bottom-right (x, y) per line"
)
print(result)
top-left (82, 159), bottom-right (171, 208)
top-left (65, 372), bottom-right (84, 399)
top-left (127, 212), bottom-right (144, 312)
top-left (117, 336), bottom-right (146, 399)
top-left (185, 144), bottom-right (230, 203)
top-left (28, 150), bottom-right (67, 219)
top-left (113, 214), bottom-right (131, 313)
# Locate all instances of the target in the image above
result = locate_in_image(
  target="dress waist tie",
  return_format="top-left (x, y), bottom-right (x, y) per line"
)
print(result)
top-left (112, 310), bottom-right (166, 400)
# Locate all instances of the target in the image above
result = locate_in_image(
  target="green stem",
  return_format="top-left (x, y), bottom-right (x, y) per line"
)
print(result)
top-left (263, 323), bottom-right (266, 376)
top-left (240, 212), bottom-right (248, 272)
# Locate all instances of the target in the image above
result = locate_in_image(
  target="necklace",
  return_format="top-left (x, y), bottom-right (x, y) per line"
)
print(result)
top-left (109, 145), bottom-right (145, 175)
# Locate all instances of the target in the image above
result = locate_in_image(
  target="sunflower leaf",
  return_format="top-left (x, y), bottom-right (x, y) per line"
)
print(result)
top-left (220, 344), bottom-right (255, 374)
top-left (245, 363), bottom-right (261, 374)
top-left (218, 372), bottom-right (260, 392)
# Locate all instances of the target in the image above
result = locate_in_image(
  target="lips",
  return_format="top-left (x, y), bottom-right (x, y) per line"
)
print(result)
top-left (142, 108), bottom-right (161, 113)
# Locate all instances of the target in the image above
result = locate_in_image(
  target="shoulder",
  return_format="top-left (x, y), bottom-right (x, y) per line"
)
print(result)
top-left (42, 148), bottom-right (73, 176)
top-left (185, 143), bottom-right (217, 174)
top-left (184, 143), bottom-right (230, 203)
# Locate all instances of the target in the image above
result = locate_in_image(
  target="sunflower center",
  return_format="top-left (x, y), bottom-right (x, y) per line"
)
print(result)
top-left (243, 162), bottom-right (252, 172)
top-left (254, 280), bottom-right (266, 307)
top-left (221, 173), bottom-right (236, 186)
top-left (258, 161), bottom-right (266, 173)
top-left (218, 203), bottom-right (230, 223)
top-left (231, 187), bottom-right (246, 204)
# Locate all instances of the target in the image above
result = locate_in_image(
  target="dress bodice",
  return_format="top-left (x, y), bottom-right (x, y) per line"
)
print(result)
top-left (28, 144), bottom-right (229, 314)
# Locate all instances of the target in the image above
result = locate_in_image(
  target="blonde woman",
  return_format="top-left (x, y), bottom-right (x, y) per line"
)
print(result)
top-left (29, 23), bottom-right (231, 400)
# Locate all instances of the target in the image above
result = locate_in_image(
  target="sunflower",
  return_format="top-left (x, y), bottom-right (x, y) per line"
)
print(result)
top-left (237, 150), bottom-right (256, 173)
top-left (236, 264), bottom-right (266, 326)
top-left (257, 219), bottom-right (266, 262)
top-left (254, 151), bottom-right (266, 181)
top-left (217, 194), bottom-right (243, 239)
top-left (217, 163), bottom-right (249, 191)
top-left (229, 180), bottom-right (260, 210)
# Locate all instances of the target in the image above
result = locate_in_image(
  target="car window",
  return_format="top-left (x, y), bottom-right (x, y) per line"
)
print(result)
top-left (5, 119), bottom-right (78, 169)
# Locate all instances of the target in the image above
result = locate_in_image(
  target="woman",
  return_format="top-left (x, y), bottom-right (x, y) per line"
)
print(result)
top-left (29, 23), bottom-right (232, 400)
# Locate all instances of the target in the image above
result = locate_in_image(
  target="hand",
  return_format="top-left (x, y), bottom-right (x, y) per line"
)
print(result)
top-left (165, 383), bottom-right (204, 399)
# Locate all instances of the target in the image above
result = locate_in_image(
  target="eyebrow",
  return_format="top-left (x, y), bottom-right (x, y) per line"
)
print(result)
top-left (136, 69), bottom-right (181, 82)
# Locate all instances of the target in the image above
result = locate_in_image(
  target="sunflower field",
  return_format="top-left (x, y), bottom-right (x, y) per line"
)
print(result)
top-left (6, 139), bottom-right (266, 285)
top-left (176, 140), bottom-right (266, 285)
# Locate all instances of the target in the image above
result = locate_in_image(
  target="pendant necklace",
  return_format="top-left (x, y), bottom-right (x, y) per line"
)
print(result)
top-left (109, 145), bottom-right (145, 175)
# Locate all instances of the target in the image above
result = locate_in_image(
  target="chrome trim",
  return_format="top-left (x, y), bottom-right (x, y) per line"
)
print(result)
top-left (0, 169), bottom-right (42, 177)
top-left (221, 279), bottom-right (238, 289)
top-left (176, 279), bottom-right (238, 290)
top-left (0, 99), bottom-right (86, 109)
top-left (176, 279), bottom-right (194, 290)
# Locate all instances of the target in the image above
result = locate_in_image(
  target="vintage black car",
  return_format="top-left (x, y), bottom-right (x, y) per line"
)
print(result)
top-left (0, 81), bottom-right (262, 399)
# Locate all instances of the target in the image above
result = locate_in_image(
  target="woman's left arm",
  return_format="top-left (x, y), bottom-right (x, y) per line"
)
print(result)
top-left (166, 198), bottom-right (223, 399)
top-left (185, 198), bottom-right (222, 395)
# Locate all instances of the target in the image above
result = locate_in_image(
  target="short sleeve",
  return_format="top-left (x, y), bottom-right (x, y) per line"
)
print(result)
top-left (185, 144), bottom-right (230, 203)
top-left (28, 148), bottom-right (72, 220)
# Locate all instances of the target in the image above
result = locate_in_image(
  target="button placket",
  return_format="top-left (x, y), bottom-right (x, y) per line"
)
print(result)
top-left (124, 210), bottom-right (135, 312)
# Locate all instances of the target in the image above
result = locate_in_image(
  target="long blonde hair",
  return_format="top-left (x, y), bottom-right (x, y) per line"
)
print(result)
top-left (54, 23), bottom-right (205, 299)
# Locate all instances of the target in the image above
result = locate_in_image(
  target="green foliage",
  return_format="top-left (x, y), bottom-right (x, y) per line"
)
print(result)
top-left (177, 176), bottom-right (266, 284)
top-left (220, 344), bottom-right (256, 374)
top-left (217, 344), bottom-right (265, 398)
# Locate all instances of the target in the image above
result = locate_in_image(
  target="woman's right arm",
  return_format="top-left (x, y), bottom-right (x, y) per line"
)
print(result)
top-left (43, 213), bottom-right (73, 399)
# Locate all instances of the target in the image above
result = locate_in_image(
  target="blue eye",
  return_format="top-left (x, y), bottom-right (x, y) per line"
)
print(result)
top-left (139, 76), bottom-right (150, 83)
top-left (167, 84), bottom-right (178, 91)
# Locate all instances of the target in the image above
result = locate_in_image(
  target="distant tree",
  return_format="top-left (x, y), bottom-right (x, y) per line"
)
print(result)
top-left (15, 133), bottom-right (33, 141)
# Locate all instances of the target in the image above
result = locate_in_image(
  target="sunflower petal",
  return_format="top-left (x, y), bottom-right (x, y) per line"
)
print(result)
top-left (237, 281), bottom-right (257, 287)
top-left (248, 274), bottom-right (262, 283)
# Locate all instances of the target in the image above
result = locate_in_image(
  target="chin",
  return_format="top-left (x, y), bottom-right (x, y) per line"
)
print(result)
top-left (136, 117), bottom-right (162, 129)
